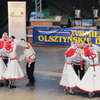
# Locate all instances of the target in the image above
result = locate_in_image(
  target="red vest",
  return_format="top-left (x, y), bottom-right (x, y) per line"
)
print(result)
top-left (5, 41), bottom-right (12, 51)
top-left (84, 48), bottom-right (93, 56)
top-left (65, 48), bottom-right (76, 57)
top-left (0, 40), bottom-right (4, 49)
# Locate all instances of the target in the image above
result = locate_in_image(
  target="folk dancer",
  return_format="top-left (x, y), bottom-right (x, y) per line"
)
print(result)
top-left (77, 45), bottom-right (100, 97)
top-left (20, 39), bottom-right (36, 86)
top-left (1, 32), bottom-right (10, 86)
top-left (0, 40), bottom-right (6, 82)
top-left (72, 43), bottom-right (86, 80)
top-left (60, 46), bottom-right (80, 94)
top-left (2, 39), bottom-right (25, 88)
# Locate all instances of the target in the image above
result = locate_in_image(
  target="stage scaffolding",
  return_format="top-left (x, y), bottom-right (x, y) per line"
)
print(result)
top-left (35, 0), bottom-right (42, 13)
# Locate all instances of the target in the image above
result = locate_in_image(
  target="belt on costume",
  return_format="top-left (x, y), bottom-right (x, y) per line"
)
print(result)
top-left (65, 62), bottom-right (72, 65)
top-left (72, 61), bottom-right (81, 65)
top-left (10, 57), bottom-right (17, 60)
top-left (90, 64), bottom-right (99, 67)
top-left (2, 56), bottom-right (8, 59)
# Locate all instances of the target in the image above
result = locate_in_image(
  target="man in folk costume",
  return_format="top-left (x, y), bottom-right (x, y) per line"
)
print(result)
top-left (72, 43), bottom-right (85, 80)
top-left (69, 39), bottom-right (85, 80)
top-left (10, 36), bottom-right (26, 47)
top-left (77, 45), bottom-right (100, 98)
top-left (20, 39), bottom-right (36, 86)
top-left (60, 45), bottom-right (80, 94)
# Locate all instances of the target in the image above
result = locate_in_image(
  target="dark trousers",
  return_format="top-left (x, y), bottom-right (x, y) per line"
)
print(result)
top-left (2, 58), bottom-right (9, 86)
top-left (3, 58), bottom-right (8, 65)
top-left (26, 62), bottom-right (35, 84)
top-left (73, 64), bottom-right (85, 80)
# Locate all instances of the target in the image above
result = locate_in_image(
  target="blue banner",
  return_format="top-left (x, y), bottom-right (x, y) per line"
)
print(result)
top-left (32, 27), bottom-right (100, 46)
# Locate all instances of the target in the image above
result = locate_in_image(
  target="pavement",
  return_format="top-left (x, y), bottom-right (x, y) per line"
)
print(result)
top-left (0, 45), bottom-right (100, 100)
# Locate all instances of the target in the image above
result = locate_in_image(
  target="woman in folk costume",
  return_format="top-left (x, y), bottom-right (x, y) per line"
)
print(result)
top-left (1, 32), bottom-right (11, 67)
top-left (0, 40), bottom-right (6, 81)
top-left (1, 32), bottom-right (9, 65)
top-left (2, 39), bottom-right (25, 88)
top-left (77, 45), bottom-right (100, 97)
top-left (60, 45), bottom-right (80, 94)
top-left (1, 33), bottom-right (10, 86)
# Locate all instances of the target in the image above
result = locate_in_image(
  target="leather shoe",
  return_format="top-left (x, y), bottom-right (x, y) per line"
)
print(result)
top-left (26, 83), bottom-right (34, 87)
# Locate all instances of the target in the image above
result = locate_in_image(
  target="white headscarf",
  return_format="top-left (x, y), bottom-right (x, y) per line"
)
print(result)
top-left (2, 32), bottom-right (9, 39)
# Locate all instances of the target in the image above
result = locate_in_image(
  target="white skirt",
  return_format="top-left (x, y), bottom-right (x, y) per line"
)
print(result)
top-left (60, 63), bottom-right (80, 88)
top-left (3, 59), bottom-right (25, 80)
top-left (0, 58), bottom-right (6, 80)
top-left (60, 63), bottom-right (68, 88)
top-left (77, 65), bottom-right (100, 93)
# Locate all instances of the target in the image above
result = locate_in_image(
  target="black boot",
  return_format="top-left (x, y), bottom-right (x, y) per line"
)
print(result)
top-left (0, 82), bottom-right (4, 87)
top-left (26, 82), bottom-right (34, 87)
top-left (64, 88), bottom-right (68, 95)
top-left (9, 85), bottom-right (16, 89)
top-left (4, 80), bottom-right (9, 87)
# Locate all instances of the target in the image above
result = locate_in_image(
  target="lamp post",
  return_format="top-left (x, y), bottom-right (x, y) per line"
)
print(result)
top-left (75, 8), bottom-right (81, 26)
top-left (92, 7), bottom-right (99, 26)
top-left (72, 6), bottom-right (75, 26)
top-left (35, 0), bottom-right (42, 19)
